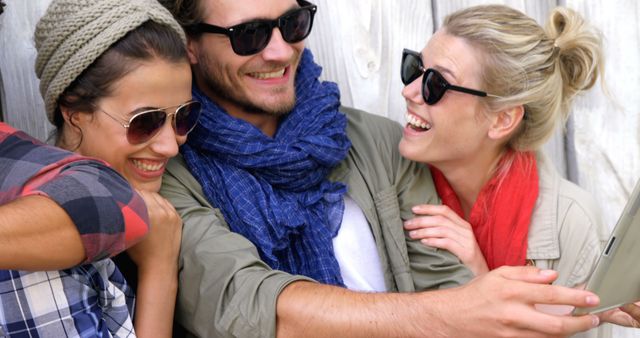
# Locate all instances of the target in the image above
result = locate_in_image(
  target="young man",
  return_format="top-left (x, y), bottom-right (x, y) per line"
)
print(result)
top-left (158, 0), bottom-right (604, 337)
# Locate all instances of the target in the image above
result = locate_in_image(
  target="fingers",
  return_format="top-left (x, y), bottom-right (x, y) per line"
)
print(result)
top-left (404, 214), bottom-right (448, 230)
top-left (515, 310), bottom-right (599, 336)
top-left (599, 308), bottom-right (638, 327)
top-left (620, 303), bottom-right (640, 327)
top-left (412, 204), bottom-right (467, 225)
top-left (495, 265), bottom-right (558, 284)
top-left (420, 236), bottom-right (463, 256)
top-left (409, 225), bottom-right (462, 243)
top-left (489, 268), bottom-right (600, 335)
top-left (404, 215), bottom-right (469, 238)
top-left (405, 208), bottom-right (481, 268)
top-left (492, 266), bottom-right (600, 308)
top-left (136, 190), bottom-right (179, 219)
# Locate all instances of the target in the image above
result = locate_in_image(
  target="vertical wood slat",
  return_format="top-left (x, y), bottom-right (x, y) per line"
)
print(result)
top-left (0, 0), bottom-right (52, 141)
top-left (565, 2), bottom-right (640, 335)
top-left (306, 0), bottom-right (434, 124)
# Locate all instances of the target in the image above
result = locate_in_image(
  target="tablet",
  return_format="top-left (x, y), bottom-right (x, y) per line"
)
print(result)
top-left (573, 177), bottom-right (640, 315)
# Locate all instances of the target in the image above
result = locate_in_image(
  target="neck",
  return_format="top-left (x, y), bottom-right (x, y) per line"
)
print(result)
top-left (55, 126), bottom-right (80, 153)
top-left (435, 147), bottom-right (506, 219)
top-left (194, 74), bottom-right (280, 137)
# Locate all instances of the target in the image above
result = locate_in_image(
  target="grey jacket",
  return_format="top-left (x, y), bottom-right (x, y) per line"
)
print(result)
top-left (160, 107), bottom-right (473, 338)
top-left (527, 153), bottom-right (609, 287)
top-left (527, 154), bottom-right (610, 338)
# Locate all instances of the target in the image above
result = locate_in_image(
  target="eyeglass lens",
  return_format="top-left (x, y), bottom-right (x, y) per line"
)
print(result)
top-left (231, 6), bottom-right (315, 55)
top-left (401, 51), bottom-right (446, 104)
top-left (127, 101), bottom-right (201, 144)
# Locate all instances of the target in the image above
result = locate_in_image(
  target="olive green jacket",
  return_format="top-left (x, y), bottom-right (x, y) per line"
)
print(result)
top-left (527, 153), bottom-right (609, 288)
top-left (160, 107), bottom-right (473, 338)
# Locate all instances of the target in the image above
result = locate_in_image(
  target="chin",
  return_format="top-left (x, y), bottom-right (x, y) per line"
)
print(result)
top-left (400, 143), bottom-right (432, 164)
top-left (131, 180), bottom-right (162, 193)
top-left (263, 95), bottom-right (296, 116)
top-left (399, 140), bottom-right (416, 160)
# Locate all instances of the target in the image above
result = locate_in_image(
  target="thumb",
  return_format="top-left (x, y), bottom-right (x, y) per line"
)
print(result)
top-left (495, 266), bottom-right (558, 284)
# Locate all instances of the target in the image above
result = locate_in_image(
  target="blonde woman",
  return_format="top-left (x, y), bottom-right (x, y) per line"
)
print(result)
top-left (400, 4), bottom-right (639, 330)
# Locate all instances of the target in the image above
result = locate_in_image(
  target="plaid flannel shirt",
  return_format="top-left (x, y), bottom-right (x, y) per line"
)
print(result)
top-left (0, 123), bottom-right (149, 337)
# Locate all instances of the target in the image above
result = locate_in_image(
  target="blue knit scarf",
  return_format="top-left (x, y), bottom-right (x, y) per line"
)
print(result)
top-left (182, 49), bottom-right (351, 285)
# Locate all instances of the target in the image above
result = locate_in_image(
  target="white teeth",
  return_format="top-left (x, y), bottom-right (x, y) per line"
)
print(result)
top-left (132, 160), bottom-right (164, 172)
top-left (250, 68), bottom-right (285, 79)
top-left (405, 113), bottom-right (432, 130)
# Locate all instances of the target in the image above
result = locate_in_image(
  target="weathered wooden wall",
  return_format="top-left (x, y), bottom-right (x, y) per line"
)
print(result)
top-left (0, 1), bottom-right (51, 139)
top-left (0, 1), bottom-right (638, 336)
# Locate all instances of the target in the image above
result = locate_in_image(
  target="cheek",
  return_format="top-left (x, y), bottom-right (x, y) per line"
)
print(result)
top-left (78, 129), bottom-right (132, 170)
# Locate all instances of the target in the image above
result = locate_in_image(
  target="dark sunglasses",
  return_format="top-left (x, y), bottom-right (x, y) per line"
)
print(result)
top-left (401, 49), bottom-right (500, 105)
top-left (98, 100), bottom-right (202, 144)
top-left (185, 0), bottom-right (317, 56)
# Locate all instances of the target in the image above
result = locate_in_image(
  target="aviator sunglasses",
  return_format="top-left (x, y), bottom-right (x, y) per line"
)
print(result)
top-left (401, 49), bottom-right (500, 105)
top-left (185, 0), bottom-right (317, 56)
top-left (98, 100), bottom-right (202, 144)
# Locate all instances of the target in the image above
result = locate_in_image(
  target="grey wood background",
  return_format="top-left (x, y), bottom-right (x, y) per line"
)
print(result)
top-left (0, 1), bottom-right (638, 336)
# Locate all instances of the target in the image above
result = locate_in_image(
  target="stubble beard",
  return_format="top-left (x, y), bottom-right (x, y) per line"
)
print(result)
top-left (197, 53), bottom-right (296, 117)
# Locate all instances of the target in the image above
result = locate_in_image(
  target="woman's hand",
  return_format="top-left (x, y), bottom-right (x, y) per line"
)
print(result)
top-left (598, 302), bottom-right (640, 328)
top-left (404, 204), bottom-right (489, 275)
top-left (127, 190), bottom-right (182, 271)
top-left (127, 190), bottom-right (182, 338)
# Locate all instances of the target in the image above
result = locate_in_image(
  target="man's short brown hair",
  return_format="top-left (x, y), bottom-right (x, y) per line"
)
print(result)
top-left (157, 0), bottom-right (204, 29)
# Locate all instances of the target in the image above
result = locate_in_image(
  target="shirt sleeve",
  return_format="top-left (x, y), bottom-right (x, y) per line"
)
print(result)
top-left (0, 123), bottom-right (150, 263)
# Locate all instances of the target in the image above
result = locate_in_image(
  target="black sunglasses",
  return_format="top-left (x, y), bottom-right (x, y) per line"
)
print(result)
top-left (98, 100), bottom-right (202, 144)
top-left (401, 49), bottom-right (499, 105)
top-left (186, 0), bottom-right (317, 56)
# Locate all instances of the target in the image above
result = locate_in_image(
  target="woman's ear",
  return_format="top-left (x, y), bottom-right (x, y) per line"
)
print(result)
top-left (60, 105), bottom-right (77, 125)
top-left (487, 105), bottom-right (525, 140)
top-left (57, 105), bottom-right (86, 149)
top-left (60, 105), bottom-right (94, 127)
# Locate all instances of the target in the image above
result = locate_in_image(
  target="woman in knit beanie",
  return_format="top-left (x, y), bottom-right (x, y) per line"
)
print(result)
top-left (0, 0), bottom-right (199, 337)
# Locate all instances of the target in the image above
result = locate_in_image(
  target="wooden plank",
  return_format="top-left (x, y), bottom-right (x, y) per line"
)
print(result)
top-left (306, 0), bottom-right (434, 124)
top-left (568, 0), bottom-right (640, 222)
top-left (433, 0), bottom-right (556, 27)
top-left (565, 2), bottom-right (640, 336)
top-left (0, 0), bottom-right (53, 140)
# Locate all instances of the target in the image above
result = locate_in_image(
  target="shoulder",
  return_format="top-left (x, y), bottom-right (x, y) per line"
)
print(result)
top-left (161, 154), bottom-right (226, 226)
top-left (341, 106), bottom-right (404, 145)
top-left (162, 154), bottom-right (208, 203)
top-left (531, 153), bottom-right (608, 285)
top-left (537, 154), bottom-right (603, 235)
top-left (340, 106), bottom-right (405, 169)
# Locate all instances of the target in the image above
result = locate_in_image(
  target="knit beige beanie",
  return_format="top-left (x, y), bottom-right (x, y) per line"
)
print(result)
top-left (34, 0), bottom-right (186, 123)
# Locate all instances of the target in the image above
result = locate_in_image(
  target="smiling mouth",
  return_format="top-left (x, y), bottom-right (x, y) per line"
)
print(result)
top-left (248, 68), bottom-right (286, 80)
top-left (406, 113), bottom-right (432, 131)
top-left (132, 159), bottom-right (165, 172)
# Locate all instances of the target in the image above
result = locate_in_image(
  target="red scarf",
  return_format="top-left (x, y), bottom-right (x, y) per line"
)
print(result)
top-left (430, 151), bottom-right (539, 270)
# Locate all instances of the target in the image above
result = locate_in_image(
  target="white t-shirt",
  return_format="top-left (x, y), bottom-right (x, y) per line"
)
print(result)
top-left (332, 196), bottom-right (386, 292)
